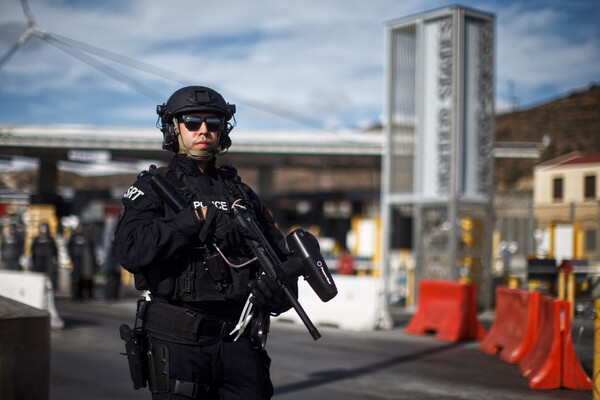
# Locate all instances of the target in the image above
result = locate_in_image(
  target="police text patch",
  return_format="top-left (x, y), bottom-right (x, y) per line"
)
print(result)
top-left (192, 200), bottom-right (229, 211)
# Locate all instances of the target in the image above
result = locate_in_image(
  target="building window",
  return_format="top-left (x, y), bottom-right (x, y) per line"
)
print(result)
top-left (585, 175), bottom-right (596, 199)
top-left (553, 177), bottom-right (563, 202)
top-left (585, 229), bottom-right (596, 253)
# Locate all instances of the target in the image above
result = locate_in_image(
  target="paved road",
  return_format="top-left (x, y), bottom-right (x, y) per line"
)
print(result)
top-left (50, 294), bottom-right (595, 400)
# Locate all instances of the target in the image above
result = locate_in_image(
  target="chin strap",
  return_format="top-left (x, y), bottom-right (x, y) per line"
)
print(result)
top-left (176, 133), bottom-right (216, 161)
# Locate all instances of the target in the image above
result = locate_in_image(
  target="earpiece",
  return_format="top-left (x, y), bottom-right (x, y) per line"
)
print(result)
top-left (217, 116), bottom-right (235, 153)
top-left (157, 103), bottom-right (180, 152)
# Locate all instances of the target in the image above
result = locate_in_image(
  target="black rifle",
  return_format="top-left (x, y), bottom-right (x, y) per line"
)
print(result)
top-left (149, 173), bottom-right (338, 341)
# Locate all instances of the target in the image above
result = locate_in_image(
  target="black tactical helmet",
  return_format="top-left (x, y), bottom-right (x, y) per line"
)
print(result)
top-left (156, 86), bottom-right (236, 152)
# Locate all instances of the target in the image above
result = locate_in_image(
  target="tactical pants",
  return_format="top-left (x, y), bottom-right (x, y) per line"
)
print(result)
top-left (149, 336), bottom-right (273, 400)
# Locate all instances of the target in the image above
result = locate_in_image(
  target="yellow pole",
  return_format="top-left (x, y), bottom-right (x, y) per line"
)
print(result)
top-left (594, 298), bottom-right (600, 400)
top-left (558, 269), bottom-right (566, 300)
top-left (406, 267), bottom-right (415, 307)
top-left (507, 277), bottom-right (519, 289)
top-left (567, 272), bottom-right (575, 317)
top-left (573, 222), bottom-right (584, 259)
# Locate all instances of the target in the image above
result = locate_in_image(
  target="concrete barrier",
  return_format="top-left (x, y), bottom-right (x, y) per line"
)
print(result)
top-left (276, 275), bottom-right (393, 331)
top-left (0, 270), bottom-right (64, 329)
top-left (0, 296), bottom-right (50, 400)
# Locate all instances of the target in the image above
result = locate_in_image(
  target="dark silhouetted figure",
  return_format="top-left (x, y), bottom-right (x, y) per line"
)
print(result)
top-left (104, 240), bottom-right (122, 300)
top-left (68, 224), bottom-right (97, 300)
top-left (31, 222), bottom-right (58, 286)
top-left (1, 223), bottom-right (24, 270)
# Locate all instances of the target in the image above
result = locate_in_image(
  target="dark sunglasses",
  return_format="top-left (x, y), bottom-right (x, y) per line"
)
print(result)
top-left (181, 115), bottom-right (222, 131)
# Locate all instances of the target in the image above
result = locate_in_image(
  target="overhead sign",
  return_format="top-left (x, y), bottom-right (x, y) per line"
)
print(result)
top-left (386, 7), bottom-right (495, 202)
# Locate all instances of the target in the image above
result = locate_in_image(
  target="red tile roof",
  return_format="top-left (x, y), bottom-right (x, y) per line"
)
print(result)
top-left (537, 151), bottom-right (600, 168)
top-left (561, 154), bottom-right (600, 165)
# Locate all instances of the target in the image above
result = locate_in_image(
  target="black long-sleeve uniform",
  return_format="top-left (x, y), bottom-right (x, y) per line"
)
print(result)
top-left (114, 155), bottom-right (294, 399)
top-left (115, 155), bottom-right (291, 314)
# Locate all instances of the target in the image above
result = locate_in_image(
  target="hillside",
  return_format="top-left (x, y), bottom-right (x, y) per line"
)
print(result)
top-left (494, 84), bottom-right (600, 191)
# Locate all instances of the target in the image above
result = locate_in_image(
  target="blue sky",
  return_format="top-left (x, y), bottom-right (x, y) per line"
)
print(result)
top-left (0, 0), bottom-right (598, 132)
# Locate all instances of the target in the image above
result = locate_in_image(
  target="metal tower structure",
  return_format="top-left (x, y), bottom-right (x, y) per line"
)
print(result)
top-left (382, 6), bottom-right (496, 309)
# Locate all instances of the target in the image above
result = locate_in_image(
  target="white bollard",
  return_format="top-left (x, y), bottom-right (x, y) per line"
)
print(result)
top-left (0, 270), bottom-right (64, 330)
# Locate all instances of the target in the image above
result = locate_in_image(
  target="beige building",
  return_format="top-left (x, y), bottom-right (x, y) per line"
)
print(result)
top-left (533, 152), bottom-right (600, 261)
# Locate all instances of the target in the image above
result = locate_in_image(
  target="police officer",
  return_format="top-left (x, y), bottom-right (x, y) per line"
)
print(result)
top-left (68, 224), bottom-right (97, 300)
top-left (114, 85), bottom-right (297, 399)
top-left (1, 223), bottom-right (24, 270)
top-left (31, 222), bottom-right (58, 286)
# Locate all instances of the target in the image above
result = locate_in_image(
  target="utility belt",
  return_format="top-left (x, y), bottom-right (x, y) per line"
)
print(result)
top-left (120, 299), bottom-right (249, 394)
top-left (143, 300), bottom-right (243, 344)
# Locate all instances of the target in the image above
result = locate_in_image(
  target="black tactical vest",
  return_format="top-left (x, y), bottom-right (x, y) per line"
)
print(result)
top-left (135, 164), bottom-right (259, 304)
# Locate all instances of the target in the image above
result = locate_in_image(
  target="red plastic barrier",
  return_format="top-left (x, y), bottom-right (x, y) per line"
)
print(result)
top-left (519, 297), bottom-right (592, 390)
top-left (479, 287), bottom-right (540, 363)
top-left (405, 280), bottom-right (485, 342)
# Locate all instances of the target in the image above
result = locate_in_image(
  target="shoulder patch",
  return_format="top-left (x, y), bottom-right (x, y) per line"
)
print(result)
top-left (123, 185), bottom-right (146, 201)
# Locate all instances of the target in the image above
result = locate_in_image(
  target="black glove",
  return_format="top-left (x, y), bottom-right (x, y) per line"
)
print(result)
top-left (248, 274), bottom-right (292, 314)
top-left (199, 205), bottom-right (242, 250)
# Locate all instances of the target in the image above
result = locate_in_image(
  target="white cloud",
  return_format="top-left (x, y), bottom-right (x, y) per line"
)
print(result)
top-left (495, 2), bottom-right (600, 105)
top-left (0, 0), bottom-right (598, 129)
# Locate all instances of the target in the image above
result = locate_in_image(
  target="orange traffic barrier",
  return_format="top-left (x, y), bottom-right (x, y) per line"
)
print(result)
top-left (405, 280), bottom-right (485, 342)
top-left (479, 287), bottom-right (541, 363)
top-left (519, 297), bottom-right (592, 390)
